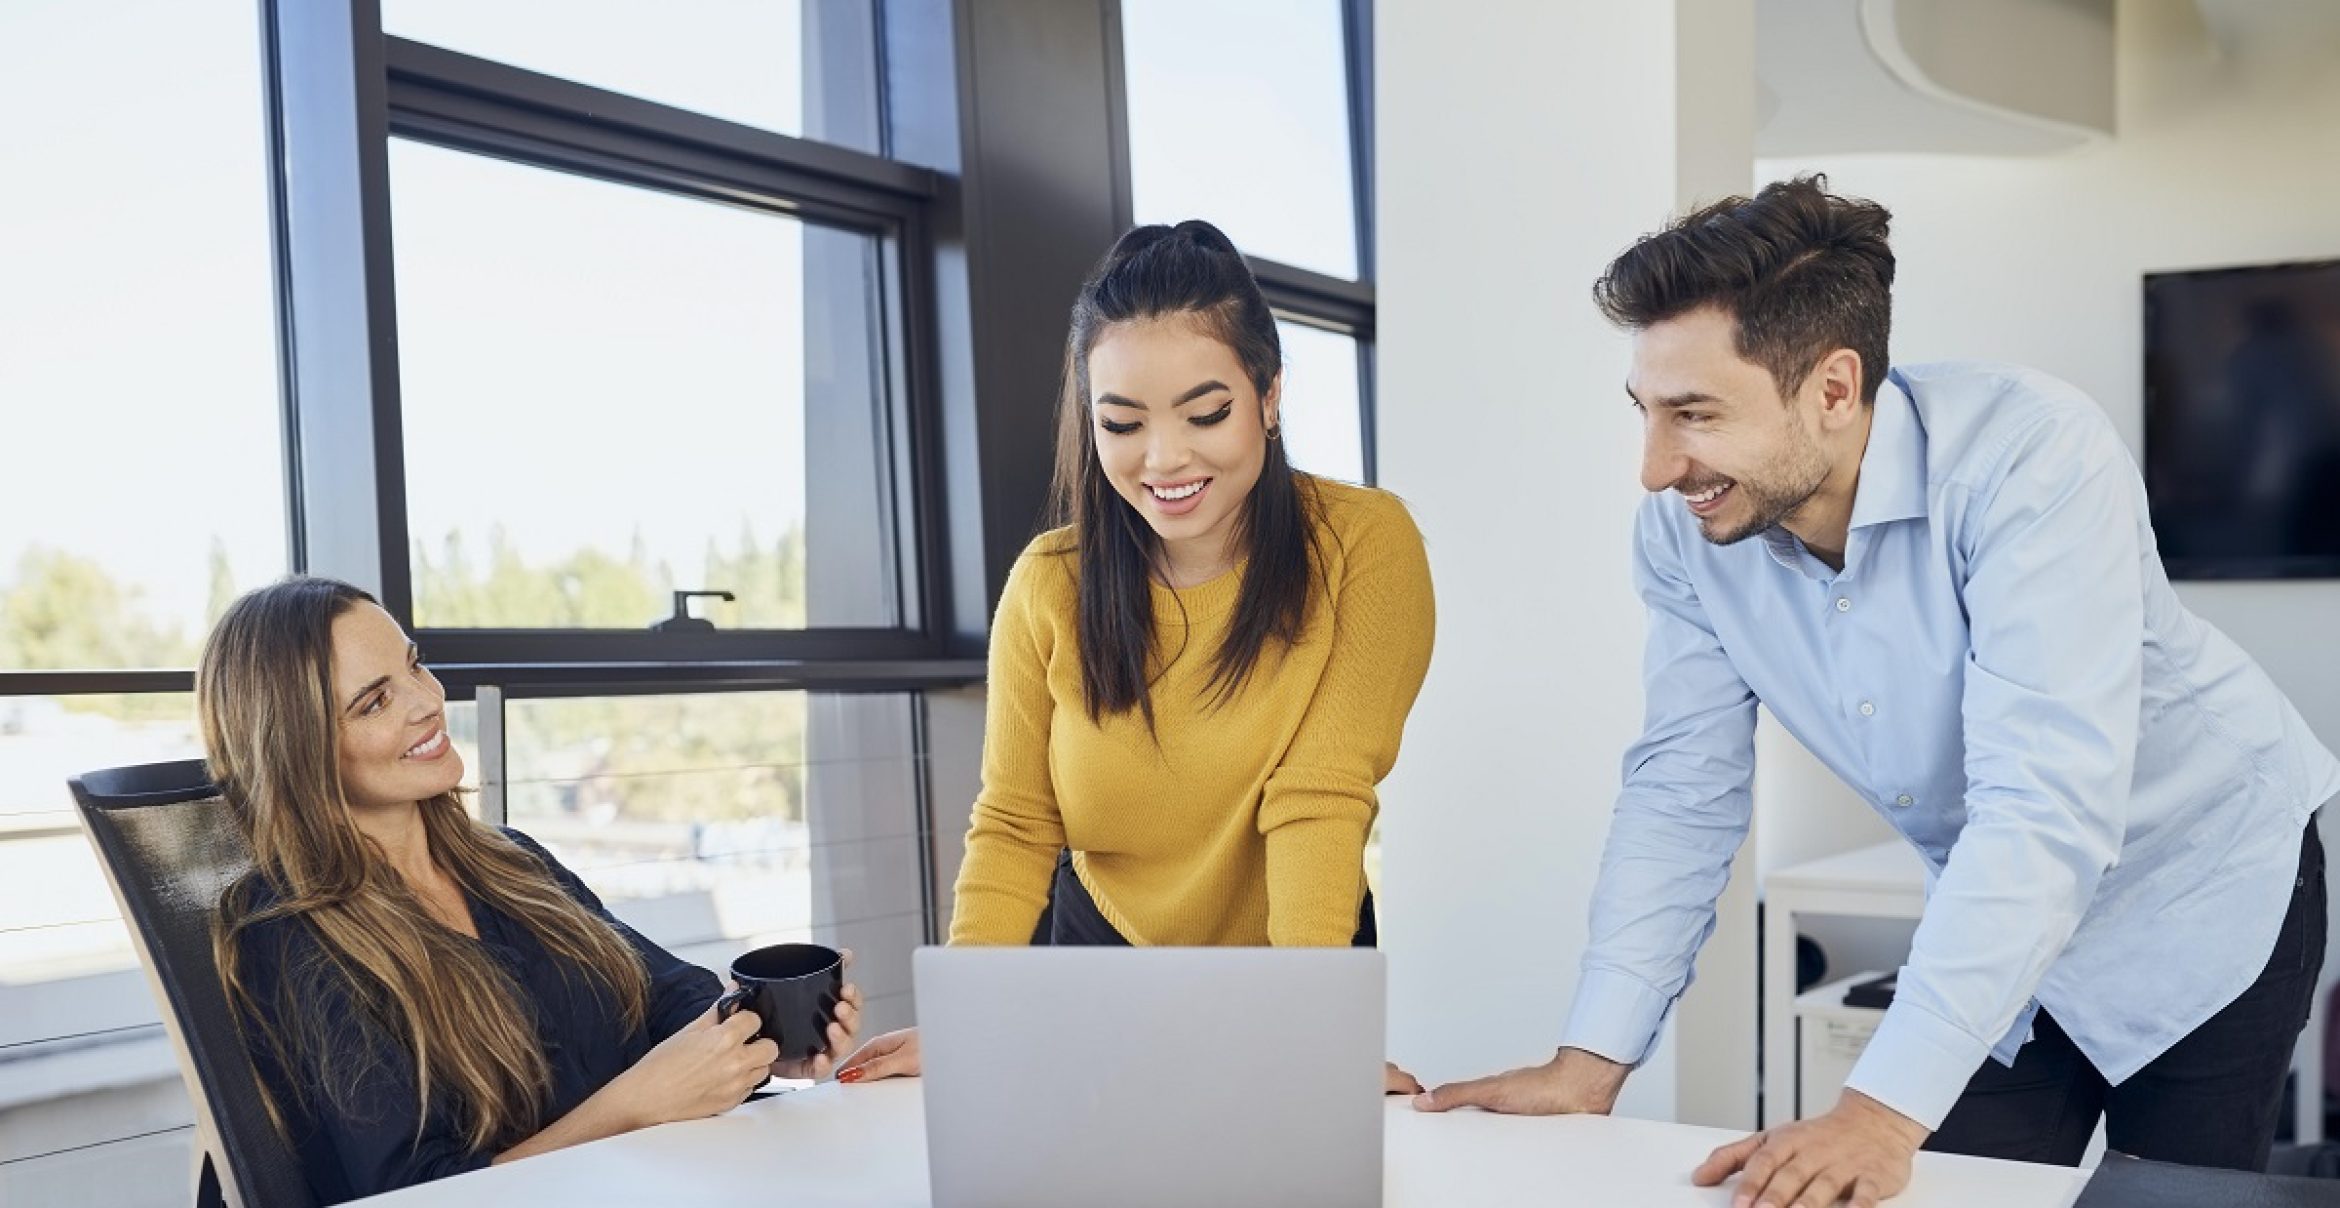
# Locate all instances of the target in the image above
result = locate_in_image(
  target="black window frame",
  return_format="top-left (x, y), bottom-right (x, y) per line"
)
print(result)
top-left (0, 0), bottom-right (1370, 707)
top-left (258, 2), bottom-right (988, 699)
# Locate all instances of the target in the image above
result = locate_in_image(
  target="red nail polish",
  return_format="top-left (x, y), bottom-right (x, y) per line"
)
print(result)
top-left (837, 1067), bottom-right (863, 1083)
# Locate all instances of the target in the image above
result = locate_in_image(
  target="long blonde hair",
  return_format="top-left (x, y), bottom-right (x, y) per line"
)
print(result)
top-left (201, 577), bottom-right (649, 1155)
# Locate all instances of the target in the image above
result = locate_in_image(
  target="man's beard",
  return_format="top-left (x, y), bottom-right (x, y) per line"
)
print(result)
top-left (1692, 437), bottom-right (1830, 547)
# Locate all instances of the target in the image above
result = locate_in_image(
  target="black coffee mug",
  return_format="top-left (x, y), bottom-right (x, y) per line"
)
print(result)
top-left (715, 942), bottom-right (844, 1063)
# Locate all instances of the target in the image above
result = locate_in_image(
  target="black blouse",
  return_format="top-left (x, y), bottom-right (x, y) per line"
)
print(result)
top-left (232, 828), bottom-right (719, 1204)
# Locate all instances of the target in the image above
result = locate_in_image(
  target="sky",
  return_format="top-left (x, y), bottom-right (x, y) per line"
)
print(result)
top-left (2, 0), bottom-right (286, 644)
top-left (1123, 0), bottom-right (1359, 279)
top-left (1, 0), bottom-right (1363, 657)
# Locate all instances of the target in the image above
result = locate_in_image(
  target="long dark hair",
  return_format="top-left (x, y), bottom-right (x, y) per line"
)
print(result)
top-left (1044, 220), bottom-right (1320, 725)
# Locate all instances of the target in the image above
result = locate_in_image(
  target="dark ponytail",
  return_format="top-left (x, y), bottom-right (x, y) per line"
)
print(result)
top-left (1045, 219), bottom-right (1319, 726)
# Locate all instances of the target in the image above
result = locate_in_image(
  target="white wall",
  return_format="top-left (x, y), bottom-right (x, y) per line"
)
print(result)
top-left (1760, 0), bottom-right (2340, 715)
top-left (1375, 0), bottom-right (1754, 1125)
top-left (1752, 0), bottom-right (2340, 1063)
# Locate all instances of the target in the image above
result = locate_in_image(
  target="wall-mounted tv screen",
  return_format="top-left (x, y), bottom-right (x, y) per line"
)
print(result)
top-left (2144, 258), bottom-right (2340, 579)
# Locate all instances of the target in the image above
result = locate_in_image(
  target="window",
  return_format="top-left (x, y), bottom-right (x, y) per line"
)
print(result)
top-left (0, 1), bottom-right (285, 672)
top-left (0, 697), bottom-right (203, 1010)
top-left (1120, 0), bottom-right (1360, 278)
top-left (0, 693), bottom-right (204, 1199)
top-left (356, 17), bottom-right (943, 662)
top-left (381, 0), bottom-right (884, 153)
top-left (3, 2), bottom-right (968, 1202)
top-left (1276, 321), bottom-right (1367, 485)
top-left (390, 142), bottom-right (907, 631)
top-left (0, 1), bottom-right (284, 1200)
top-left (494, 690), bottom-right (923, 1034)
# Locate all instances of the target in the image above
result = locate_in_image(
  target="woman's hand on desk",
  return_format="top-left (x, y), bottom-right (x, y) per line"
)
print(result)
top-left (1408, 1046), bottom-right (1629, 1115)
top-left (836, 1027), bottom-right (920, 1084)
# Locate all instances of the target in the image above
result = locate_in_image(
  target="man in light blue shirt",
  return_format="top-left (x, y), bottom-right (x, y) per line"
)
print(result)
top-left (1417, 178), bottom-right (2340, 1206)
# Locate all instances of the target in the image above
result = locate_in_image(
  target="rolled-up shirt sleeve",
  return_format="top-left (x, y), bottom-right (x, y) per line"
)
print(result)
top-left (1561, 499), bottom-right (1760, 1065)
top-left (1844, 414), bottom-right (2137, 1129)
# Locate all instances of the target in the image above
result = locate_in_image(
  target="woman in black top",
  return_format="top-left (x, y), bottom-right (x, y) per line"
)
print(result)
top-left (198, 577), bottom-right (861, 1203)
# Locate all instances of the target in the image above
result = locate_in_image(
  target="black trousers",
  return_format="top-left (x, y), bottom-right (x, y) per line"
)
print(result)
top-left (1923, 819), bottom-right (2327, 1172)
top-left (1030, 849), bottom-right (1379, 947)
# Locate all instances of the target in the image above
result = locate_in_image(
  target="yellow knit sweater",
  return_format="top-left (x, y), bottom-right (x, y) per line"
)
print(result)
top-left (948, 477), bottom-right (1435, 947)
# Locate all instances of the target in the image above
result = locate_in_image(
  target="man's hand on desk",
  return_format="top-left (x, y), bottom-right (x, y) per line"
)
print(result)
top-left (1407, 1046), bottom-right (1628, 1115)
top-left (1693, 1089), bottom-right (1927, 1208)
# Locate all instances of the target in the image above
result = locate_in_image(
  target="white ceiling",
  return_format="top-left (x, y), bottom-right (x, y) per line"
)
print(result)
top-left (1756, 0), bottom-right (2116, 157)
top-left (2192, 0), bottom-right (2340, 54)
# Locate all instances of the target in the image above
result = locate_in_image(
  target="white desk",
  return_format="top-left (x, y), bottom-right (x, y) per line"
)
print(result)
top-left (355, 1080), bottom-right (2087, 1207)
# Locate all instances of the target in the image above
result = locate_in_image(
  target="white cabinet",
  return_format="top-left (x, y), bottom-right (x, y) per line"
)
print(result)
top-left (1762, 842), bottom-right (1925, 1129)
top-left (1793, 973), bottom-right (1888, 1119)
top-left (1761, 838), bottom-right (2324, 1145)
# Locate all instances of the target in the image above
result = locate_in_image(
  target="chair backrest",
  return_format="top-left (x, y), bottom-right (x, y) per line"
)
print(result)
top-left (68, 759), bottom-right (315, 1208)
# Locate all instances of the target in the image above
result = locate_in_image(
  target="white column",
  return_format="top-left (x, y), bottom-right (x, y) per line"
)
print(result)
top-left (1375, 0), bottom-right (1753, 1125)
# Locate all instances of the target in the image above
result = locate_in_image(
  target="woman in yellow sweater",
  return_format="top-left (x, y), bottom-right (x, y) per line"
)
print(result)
top-left (838, 220), bottom-right (1434, 1090)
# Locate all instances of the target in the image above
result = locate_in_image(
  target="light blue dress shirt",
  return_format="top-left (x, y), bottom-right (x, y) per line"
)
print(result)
top-left (1562, 362), bottom-right (2340, 1130)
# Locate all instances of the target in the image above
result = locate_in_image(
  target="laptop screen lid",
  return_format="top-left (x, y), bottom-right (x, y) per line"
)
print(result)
top-left (916, 946), bottom-right (1385, 1208)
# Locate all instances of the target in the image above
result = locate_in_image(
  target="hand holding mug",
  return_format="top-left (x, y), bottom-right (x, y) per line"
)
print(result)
top-left (620, 1003), bottom-right (780, 1126)
top-left (716, 943), bottom-right (862, 1082)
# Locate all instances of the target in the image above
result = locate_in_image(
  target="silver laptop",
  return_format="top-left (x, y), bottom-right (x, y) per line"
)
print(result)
top-left (916, 946), bottom-right (1385, 1208)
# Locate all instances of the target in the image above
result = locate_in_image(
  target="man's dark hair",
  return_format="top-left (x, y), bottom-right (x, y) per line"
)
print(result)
top-left (1594, 175), bottom-right (1895, 404)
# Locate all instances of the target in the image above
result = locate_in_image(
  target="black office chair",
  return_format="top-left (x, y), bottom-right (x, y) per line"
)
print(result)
top-left (68, 759), bottom-right (314, 1208)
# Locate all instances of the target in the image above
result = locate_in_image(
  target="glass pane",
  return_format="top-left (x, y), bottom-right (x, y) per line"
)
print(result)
top-left (0, 1133), bottom-right (194, 1208)
top-left (500, 691), bottom-right (923, 1032)
top-left (381, 0), bottom-right (883, 154)
top-left (0, 1129), bottom-right (194, 1208)
top-left (391, 141), bottom-right (904, 630)
top-left (0, 696), bottom-right (202, 999)
top-left (0, 688), bottom-right (454, 1198)
top-left (1277, 321), bottom-right (1367, 485)
top-left (0, 0), bottom-right (285, 671)
top-left (1122, 0), bottom-right (1359, 278)
top-left (0, 696), bottom-right (474, 1010)
top-left (1, 693), bottom-right (204, 1194)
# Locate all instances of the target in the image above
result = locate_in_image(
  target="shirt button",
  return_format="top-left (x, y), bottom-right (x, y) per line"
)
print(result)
top-left (1859, 701), bottom-right (1876, 716)
top-left (1836, 597), bottom-right (1852, 612)
top-left (1894, 794), bottom-right (1914, 807)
